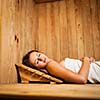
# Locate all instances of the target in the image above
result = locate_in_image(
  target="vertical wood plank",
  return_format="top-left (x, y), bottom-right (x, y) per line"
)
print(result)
top-left (66, 0), bottom-right (78, 58)
top-left (97, 0), bottom-right (100, 40)
top-left (37, 3), bottom-right (47, 53)
top-left (1, 0), bottom-right (18, 83)
top-left (90, 0), bottom-right (100, 60)
top-left (19, 0), bottom-right (27, 60)
top-left (18, 0), bottom-right (35, 61)
top-left (74, 0), bottom-right (84, 59)
top-left (59, 0), bottom-right (68, 60)
top-left (81, 0), bottom-right (94, 57)
top-left (97, 0), bottom-right (100, 59)
top-left (25, 0), bottom-right (36, 51)
top-left (46, 3), bottom-right (53, 58)
top-left (1, 0), bottom-right (10, 83)
top-left (0, 0), bottom-right (1, 83)
top-left (51, 1), bottom-right (60, 61)
top-left (14, 0), bottom-right (21, 64)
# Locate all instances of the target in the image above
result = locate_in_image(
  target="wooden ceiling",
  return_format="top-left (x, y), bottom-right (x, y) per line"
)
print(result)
top-left (34, 0), bottom-right (62, 3)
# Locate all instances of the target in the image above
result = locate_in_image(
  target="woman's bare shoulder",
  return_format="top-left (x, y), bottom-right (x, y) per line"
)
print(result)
top-left (59, 60), bottom-right (65, 68)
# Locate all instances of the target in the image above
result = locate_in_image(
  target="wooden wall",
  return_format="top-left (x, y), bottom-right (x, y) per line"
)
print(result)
top-left (0, 0), bottom-right (100, 83)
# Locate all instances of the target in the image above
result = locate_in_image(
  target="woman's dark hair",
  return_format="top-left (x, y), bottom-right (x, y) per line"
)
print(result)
top-left (22, 50), bottom-right (38, 69)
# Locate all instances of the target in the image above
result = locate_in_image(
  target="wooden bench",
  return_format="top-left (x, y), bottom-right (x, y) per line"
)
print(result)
top-left (15, 63), bottom-right (63, 84)
top-left (0, 84), bottom-right (100, 100)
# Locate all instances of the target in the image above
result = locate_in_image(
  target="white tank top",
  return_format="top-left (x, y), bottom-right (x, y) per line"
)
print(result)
top-left (64, 58), bottom-right (100, 83)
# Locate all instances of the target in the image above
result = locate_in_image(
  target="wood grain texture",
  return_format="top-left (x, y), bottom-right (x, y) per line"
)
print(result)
top-left (0, 0), bottom-right (100, 83)
top-left (81, 0), bottom-right (94, 57)
top-left (74, 0), bottom-right (84, 58)
top-left (59, 0), bottom-right (68, 60)
top-left (15, 63), bottom-right (63, 83)
top-left (90, 0), bottom-right (100, 60)
top-left (0, 84), bottom-right (100, 100)
top-left (0, 0), bottom-right (18, 83)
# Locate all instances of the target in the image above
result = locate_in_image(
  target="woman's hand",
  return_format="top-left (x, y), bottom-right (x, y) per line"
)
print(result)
top-left (80, 57), bottom-right (89, 62)
top-left (89, 57), bottom-right (95, 63)
top-left (80, 57), bottom-right (95, 63)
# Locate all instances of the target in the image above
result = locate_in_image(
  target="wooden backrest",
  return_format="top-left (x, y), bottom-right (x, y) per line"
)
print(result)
top-left (15, 63), bottom-right (63, 84)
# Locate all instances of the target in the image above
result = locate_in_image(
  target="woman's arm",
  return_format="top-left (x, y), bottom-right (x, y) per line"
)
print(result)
top-left (46, 57), bottom-right (90, 83)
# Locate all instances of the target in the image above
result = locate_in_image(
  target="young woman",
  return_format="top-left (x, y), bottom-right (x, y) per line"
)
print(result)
top-left (22, 50), bottom-right (100, 84)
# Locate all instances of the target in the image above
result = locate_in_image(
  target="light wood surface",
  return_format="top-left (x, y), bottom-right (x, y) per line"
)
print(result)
top-left (0, 0), bottom-right (100, 84)
top-left (0, 84), bottom-right (100, 100)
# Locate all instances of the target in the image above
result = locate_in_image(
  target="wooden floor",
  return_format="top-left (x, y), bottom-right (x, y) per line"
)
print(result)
top-left (0, 83), bottom-right (100, 100)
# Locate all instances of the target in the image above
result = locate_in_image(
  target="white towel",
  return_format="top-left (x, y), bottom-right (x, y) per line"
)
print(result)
top-left (64, 58), bottom-right (100, 83)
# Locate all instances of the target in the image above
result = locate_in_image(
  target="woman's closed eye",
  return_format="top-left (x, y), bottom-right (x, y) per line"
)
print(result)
top-left (34, 53), bottom-right (41, 65)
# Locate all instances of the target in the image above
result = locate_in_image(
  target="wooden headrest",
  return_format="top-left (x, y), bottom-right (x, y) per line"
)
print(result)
top-left (15, 63), bottom-right (63, 84)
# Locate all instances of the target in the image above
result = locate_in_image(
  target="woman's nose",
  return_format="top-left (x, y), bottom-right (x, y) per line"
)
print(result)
top-left (38, 57), bottom-right (43, 61)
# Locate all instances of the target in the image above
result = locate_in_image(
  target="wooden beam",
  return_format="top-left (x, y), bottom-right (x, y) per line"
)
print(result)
top-left (34, 0), bottom-right (62, 3)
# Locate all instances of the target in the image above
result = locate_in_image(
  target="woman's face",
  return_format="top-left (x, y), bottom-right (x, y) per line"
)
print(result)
top-left (29, 51), bottom-right (50, 69)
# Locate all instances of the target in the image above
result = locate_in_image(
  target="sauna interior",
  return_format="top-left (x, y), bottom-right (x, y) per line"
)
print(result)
top-left (0, 0), bottom-right (100, 99)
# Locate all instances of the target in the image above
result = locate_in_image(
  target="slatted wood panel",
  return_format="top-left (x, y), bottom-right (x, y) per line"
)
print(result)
top-left (0, 0), bottom-right (100, 83)
top-left (0, 0), bottom-right (18, 83)
top-left (90, 0), bottom-right (100, 60)
top-left (0, 0), bottom-right (36, 83)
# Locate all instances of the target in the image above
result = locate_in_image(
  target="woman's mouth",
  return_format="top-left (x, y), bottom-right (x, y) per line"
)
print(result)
top-left (44, 58), bottom-right (46, 63)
